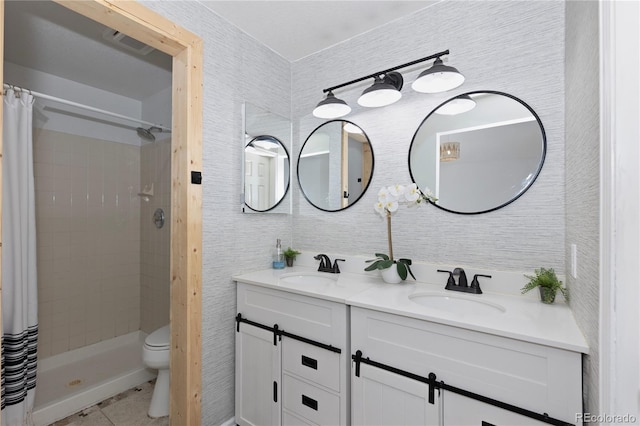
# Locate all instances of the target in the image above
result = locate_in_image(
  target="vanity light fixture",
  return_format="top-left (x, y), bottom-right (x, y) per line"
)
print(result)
top-left (412, 57), bottom-right (465, 93)
top-left (312, 49), bottom-right (463, 119)
top-left (357, 72), bottom-right (403, 108)
top-left (434, 94), bottom-right (476, 115)
top-left (312, 90), bottom-right (352, 119)
top-left (440, 141), bottom-right (461, 162)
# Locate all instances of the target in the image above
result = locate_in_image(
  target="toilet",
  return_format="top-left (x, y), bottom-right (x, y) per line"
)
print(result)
top-left (142, 324), bottom-right (170, 418)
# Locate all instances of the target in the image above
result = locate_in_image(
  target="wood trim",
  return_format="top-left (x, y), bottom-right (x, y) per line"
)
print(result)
top-left (37, 1), bottom-right (202, 424)
top-left (341, 124), bottom-right (349, 208)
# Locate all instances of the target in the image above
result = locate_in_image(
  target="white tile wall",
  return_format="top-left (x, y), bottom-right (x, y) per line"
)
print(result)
top-left (140, 137), bottom-right (171, 334)
top-left (34, 129), bottom-right (141, 357)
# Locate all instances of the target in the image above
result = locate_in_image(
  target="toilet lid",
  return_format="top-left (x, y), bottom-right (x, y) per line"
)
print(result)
top-left (145, 324), bottom-right (170, 348)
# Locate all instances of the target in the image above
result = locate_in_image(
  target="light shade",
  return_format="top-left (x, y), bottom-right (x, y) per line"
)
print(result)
top-left (440, 142), bottom-right (460, 162)
top-left (434, 95), bottom-right (476, 115)
top-left (357, 72), bottom-right (403, 108)
top-left (313, 91), bottom-right (351, 119)
top-left (411, 57), bottom-right (465, 93)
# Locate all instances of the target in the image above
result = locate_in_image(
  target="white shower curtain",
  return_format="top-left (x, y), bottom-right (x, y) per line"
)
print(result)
top-left (1, 89), bottom-right (38, 426)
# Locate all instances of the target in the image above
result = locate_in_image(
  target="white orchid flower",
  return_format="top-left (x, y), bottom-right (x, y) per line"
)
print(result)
top-left (384, 200), bottom-right (399, 213)
top-left (374, 201), bottom-right (386, 217)
top-left (404, 183), bottom-right (421, 203)
top-left (388, 184), bottom-right (405, 198)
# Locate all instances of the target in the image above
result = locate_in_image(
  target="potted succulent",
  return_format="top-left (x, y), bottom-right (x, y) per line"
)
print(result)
top-left (283, 247), bottom-right (301, 267)
top-left (364, 183), bottom-right (436, 283)
top-left (521, 267), bottom-right (568, 304)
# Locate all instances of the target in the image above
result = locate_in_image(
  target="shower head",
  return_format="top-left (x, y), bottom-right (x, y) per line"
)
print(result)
top-left (136, 126), bottom-right (163, 141)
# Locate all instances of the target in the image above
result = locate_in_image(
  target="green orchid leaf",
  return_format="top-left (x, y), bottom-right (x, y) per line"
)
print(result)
top-left (397, 259), bottom-right (416, 280)
top-left (374, 253), bottom-right (390, 260)
top-left (364, 261), bottom-right (380, 271)
top-left (396, 262), bottom-right (408, 280)
top-left (378, 259), bottom-right (394, 269)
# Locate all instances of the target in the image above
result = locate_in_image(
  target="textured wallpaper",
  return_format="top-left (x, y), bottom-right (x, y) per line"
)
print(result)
top-left (142, 1), bottom-right (293, 423)
top-left (565, 0), bottom-right (600, 415)
top-left (292, 1), bottom-right (566, 273)
top-left (140, 1), bottom-right (598, 423)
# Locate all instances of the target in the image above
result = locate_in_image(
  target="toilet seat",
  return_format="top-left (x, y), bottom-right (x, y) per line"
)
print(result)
top-left (145, 324), bottom-right (170, 349)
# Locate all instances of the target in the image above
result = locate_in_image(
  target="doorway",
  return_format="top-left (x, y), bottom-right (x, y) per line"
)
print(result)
top-left (0, 1), bottom-right (203, 423)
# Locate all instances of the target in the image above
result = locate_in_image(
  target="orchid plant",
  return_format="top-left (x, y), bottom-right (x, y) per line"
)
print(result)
top-left (365, 183), bottom-right (437, 280)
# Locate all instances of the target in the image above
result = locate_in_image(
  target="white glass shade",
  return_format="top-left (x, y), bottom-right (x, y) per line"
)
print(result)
top-left (411, 58), bottom-right (465, 94)
top-left (313, 92), bottom-right (351, 119)
top-left (357, 87), bottom-right (401, 107)
top-left (343, 122), bottom-right (363, 134)
top-left (434, 96), bottom-right (476, 115)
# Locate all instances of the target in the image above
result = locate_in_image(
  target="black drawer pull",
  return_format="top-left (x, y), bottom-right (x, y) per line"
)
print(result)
top-left (302, 394), bottom-right (318, 411)
top-left (301, 355), bottom-right (318, 370)
top-left (482, 422), bottom-right (496, 426)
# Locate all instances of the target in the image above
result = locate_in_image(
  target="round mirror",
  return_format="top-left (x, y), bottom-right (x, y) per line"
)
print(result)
top-left (409, 91), bottom-right (546, 214)
top-left (244, 135), bottom-right (290, 212)
top-left (298, 120), bottom-right (374, 211)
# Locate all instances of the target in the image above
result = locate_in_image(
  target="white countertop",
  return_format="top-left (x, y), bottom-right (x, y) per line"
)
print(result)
top-left (233, 266), bottom-right (589, 354)
top-left (232, 266), bottom-right (381, 304)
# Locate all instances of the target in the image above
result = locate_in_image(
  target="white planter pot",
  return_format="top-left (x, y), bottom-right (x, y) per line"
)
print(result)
top-left (381, 265), bottom-right (402, 284)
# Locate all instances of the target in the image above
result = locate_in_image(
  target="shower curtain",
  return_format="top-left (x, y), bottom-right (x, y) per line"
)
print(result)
top-left (1, 88), bottom-right (38, 426)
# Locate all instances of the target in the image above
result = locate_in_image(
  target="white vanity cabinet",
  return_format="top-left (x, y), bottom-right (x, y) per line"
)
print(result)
top-left (352, 360), bottom-right (441, 425)
top-left (350, 307), bottom-right (582, 426)
top-left (235, 282), bottom-right (350, 426)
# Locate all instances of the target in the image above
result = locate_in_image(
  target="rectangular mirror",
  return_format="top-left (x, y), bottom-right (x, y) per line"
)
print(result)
top-left (242, 102), bottom-right (292, 214)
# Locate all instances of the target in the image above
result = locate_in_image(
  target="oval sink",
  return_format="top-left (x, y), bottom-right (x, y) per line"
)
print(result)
top-left (408, 292), bottom-right (506, 315)
top-left (278, 272), bottom-right (339, 292)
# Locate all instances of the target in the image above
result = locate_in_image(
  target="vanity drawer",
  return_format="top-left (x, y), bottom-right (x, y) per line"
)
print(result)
top-left (282, 374), bottom-right (340, 426)
top-left (283, 338), bottom-right (340, 392)
top-left (282, 409), bottom-right (316, 426)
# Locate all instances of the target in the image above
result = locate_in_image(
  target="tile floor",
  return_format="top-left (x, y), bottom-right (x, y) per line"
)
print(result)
top-left (50, 381), bottom-right (168, 426)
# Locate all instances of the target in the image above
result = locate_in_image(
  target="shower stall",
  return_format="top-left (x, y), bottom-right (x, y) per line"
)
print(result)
top-left (1, 80), bottom-right (172, 425)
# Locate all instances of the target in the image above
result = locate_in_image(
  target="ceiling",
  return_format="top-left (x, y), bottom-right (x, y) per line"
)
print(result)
top-left (198, 1), bottom-right (438, 61)
top-left (4, 1), bottom-right (436, 100)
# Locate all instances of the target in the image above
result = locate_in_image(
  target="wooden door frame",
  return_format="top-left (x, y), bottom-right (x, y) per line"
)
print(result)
top-left (0, 1), bottom-right (203, 424)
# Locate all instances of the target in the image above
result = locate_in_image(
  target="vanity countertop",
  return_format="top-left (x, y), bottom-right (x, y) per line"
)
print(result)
top-left (233, 266), bottom-right (381, 304)
top-left (347, 281), bottom-right (589, 354)
top-left (233, 267), bottom-right (589, 354)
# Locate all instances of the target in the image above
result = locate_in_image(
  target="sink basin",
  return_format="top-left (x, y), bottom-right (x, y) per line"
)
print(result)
top-left (278, 272), bottom-right (339, 292)
top-left (408, 292), bottom-right (506, 315)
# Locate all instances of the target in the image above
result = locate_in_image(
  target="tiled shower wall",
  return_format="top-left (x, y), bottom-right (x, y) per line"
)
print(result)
top-left (140, 137), bottom-right (171, 334)
top-left (34, 129), bottom-right (141, 358)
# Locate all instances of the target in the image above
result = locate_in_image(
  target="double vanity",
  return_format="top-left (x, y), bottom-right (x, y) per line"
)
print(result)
top-left (233, 258), bottom-right (588, 426)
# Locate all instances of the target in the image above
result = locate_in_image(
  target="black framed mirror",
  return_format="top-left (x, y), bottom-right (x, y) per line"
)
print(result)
top-left (298, 120), bottom-right (374, 212)
top-left (244, 135), bottom-right (290, 212)
top-left (408, 91), bottom-right (546, 214)
top-left (243, 102), bottom-right (291, 213)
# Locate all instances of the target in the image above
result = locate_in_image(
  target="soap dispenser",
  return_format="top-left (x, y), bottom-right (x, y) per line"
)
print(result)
top-left (272, 239), bottom-right (285, 269)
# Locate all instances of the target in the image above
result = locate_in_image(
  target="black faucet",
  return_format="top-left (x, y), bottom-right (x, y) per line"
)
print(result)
top-left (331, 258), bottom-right (345, 273)
top-left (437, 268), bottom-right (491, 294)
top-left (314, 254), bottom-right (344, 273)
top-left (314, 254), bottom-right (333, 272)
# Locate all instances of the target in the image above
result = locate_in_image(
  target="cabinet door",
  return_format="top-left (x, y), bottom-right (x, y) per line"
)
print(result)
top-left (236, 325), bottom-right (281, 426)
top-left (443, 392), bottom-right (553, 426)
top-left (352, 362), bottom-right (441, 426)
